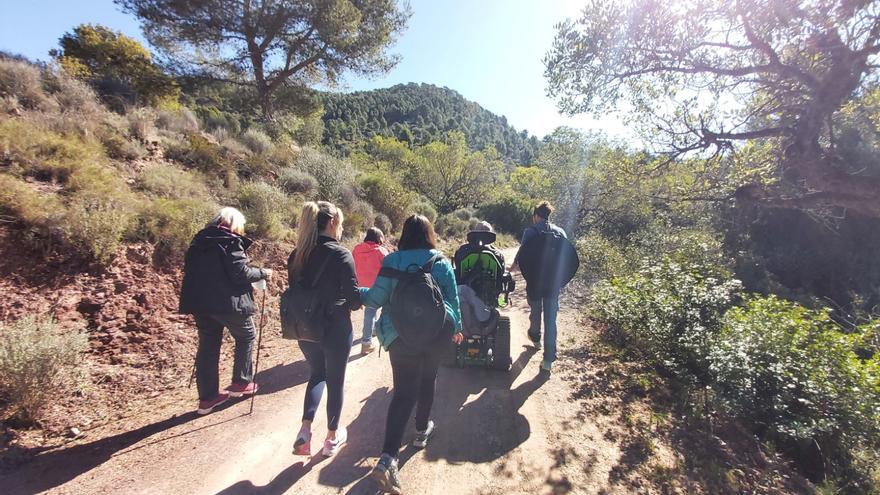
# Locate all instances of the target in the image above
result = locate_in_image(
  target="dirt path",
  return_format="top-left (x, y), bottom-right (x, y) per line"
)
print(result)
top-left (2, 249), bottom-right (806, 495)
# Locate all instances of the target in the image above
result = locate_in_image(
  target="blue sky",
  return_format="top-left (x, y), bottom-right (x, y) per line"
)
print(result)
top-left (0, 0), bottom-right (628, 139)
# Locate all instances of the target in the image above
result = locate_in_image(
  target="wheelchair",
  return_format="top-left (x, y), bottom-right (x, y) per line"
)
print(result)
top-left (443, 246), bottom-right (515, 371)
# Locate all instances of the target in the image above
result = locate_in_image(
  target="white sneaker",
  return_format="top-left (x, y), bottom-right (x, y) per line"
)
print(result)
top-left (322, 427), bottom-right (347, 457)
top-left (361, 341), bottom-right (375, 354)
top-left (412, 420), bottom-right (435, 448)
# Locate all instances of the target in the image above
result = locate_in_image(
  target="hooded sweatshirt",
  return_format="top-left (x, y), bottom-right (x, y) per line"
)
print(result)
top-left (179, 225), bottom-right (267, 315)
top-left (352, 241), bottom-right (389, 288)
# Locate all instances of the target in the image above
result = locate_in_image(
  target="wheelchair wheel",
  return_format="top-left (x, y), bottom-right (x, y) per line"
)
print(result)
top-left (440, 339), bottom-right (458, 367)
top-left (491, 316), bottom-right (512, 371)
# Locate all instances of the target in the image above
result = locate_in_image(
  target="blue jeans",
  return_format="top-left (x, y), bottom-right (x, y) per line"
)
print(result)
top-left (527, 291), bottom-right (560, 363)
top-left (361, 306), bottom-right (379, 343)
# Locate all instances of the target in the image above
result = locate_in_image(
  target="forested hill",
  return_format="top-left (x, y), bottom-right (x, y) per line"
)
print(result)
top-left (321, 83), bottom-right (541, 164)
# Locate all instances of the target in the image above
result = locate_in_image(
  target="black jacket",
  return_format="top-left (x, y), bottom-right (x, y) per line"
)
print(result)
top-left (287, 235), bottom-right (362, 320)
top-left (179, 226), bottom-right (267, 315)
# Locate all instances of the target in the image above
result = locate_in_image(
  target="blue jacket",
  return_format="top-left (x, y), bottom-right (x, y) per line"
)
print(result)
top-left (359, 248), bottom-right (462, 350)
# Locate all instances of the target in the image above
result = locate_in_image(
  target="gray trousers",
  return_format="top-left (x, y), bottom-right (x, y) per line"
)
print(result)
top-left (193, 313), bottom-right (255, 401)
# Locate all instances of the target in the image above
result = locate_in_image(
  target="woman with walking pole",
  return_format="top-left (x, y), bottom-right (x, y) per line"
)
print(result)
top-left (178, 207), bottom-right (272, 415)
top-left (287, 201), bottom-right (361, 457)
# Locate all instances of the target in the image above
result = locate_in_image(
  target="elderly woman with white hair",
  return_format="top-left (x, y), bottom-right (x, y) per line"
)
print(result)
top-left (179, 207), bottom-right (272, 414)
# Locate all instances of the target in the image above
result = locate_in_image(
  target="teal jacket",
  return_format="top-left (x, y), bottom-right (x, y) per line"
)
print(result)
top-left (359, 248), bottom-right (462, 350)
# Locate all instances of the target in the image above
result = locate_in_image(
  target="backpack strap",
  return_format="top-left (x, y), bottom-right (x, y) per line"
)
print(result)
top-left (296, 252), bottom-right (331, 287)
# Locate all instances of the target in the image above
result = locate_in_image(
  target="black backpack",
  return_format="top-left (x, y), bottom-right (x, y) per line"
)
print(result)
top-left (379, 254), bottom-right (449, 352)
top-left (279, 256), bottom-right (330, 342)
top-left (518, 226), bottom-right (580, 297)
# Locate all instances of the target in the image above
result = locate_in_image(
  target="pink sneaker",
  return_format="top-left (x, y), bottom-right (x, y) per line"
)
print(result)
top-left (226, 382), bottom-right (259, 397)
top-left (197, 392), bottom-right (230, 415)
top-left (293, 428), bottom-right (312, 456)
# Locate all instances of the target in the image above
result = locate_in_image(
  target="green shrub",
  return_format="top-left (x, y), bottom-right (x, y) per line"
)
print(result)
top-left (137, 163), bottom-right (212, 200)
top-left (240, 128), bottom-right (274, 155)
top-left (576, 232), bottom-right (630, 284)
top-left (165, 133), bottom-right (230, 177)
top-left (0, 316), bottom-right (87, 422)
top-left (343, 200), bottom-right (374, 238)
top-left (277, 167), bottom-right (318, 197)
top-left (236, 181), bottom-right (296, 241)
top-left (711, 296), bottom-right (880, 487)
top-left (101, 131), bottom-right (146, 160)
top-left (0, 119), bottom-right (105, 183)
top-left (408, 200), bottom-right (437, 223)
top-left (0, 58), bottom-right (51, 110)
top-left (374, 213), bottom-right (392, 235)
top-left (140, 197), bottom-right (218, 259)
top-left (64, 192), bottom-right (136, 264)
top-left (127, 107), bottom-right (157, 142)
top-left (359, 170), bottom-right (416, 230)
top-left (0, 174), bottom-right (66, 241)
top-left (478, 191), bottom-right (532, 235)
top-left (156, 107), bottom-right (198, 134)
top-left (591, 253), bottom-right (742, 383)
top-left (435, 212), bottom-right (471, 240)
top-left (293, 147), bottom-right (354, 200)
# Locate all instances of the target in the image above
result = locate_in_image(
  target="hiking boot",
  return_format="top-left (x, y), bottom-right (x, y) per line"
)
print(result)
top-left (293, 427), bottom-right (312, 456)
top-left (412, 420), bottom-right (435, 449)
top-left (197, 392), bottom-right (230, 415)
top-left (226, 381), bottom-right (259, 398)
top-left (370, 453), bottom-right (402, 494)
top-left (322, 426), bottom-right (347, 457)
top-left (361, 341), bottom-right (375, 354)
top-left (540, 359), bottom-right (553, 372)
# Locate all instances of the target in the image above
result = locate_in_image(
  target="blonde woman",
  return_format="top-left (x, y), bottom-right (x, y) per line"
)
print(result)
top-left (287, 201), bottom-right (361, 457)
top-left (179, 207), bottom-right (273, 415)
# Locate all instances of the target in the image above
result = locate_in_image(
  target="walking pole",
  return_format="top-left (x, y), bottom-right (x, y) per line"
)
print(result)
top-left (249, 283), bottom-right (268, 415)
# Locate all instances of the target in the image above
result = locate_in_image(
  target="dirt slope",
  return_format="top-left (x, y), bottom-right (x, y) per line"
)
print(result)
top-left (2, 249), bottom-right (810, 495)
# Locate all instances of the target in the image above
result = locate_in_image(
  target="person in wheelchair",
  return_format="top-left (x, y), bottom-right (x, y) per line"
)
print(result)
top-left (451, 221), bottom-right (514, 370)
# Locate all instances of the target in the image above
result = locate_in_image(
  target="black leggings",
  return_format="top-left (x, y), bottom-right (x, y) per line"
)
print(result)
top-left (382, 342), bottom-right (441, 456)
top-left (298, 320), bottom-right (352, 431)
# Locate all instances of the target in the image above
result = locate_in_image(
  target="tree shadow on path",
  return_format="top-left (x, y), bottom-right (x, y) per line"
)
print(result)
top-left (424, 345), bottom-right (548, 464)
top-left (2, 357), bottom-right (314, 495)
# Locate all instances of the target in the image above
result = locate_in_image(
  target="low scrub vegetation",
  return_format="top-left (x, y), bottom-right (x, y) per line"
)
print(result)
top-left (0, 317), bottom-right (87, 423)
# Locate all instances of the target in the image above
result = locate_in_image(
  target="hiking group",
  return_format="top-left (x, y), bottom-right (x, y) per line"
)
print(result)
top-left (178, 200), bottom-right (577, 494)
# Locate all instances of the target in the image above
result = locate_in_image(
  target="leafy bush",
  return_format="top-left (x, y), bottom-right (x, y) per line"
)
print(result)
top-left (0, 58), bottom-right (51, 110)
top-left (408, 200), bottom-right (437, 223)
top-left (591, 253), bottom-right (742, 383)
top-left (342, 200), bottom-right (374, 238)
top-left (0, 174), bottom-right (66, 242)
top-left (359, 170), bottom-right (417, 230)
top-left (711, 296), bottom-right (880, 487)
top-left (576, 232), bottom-right (630, 284)
top-left (127, 107), bottom-right (157, 141)
top-left (236, 181), bottom-right (296, 241)
top-left (374, 213), bottom-right (392, 235)
top-left (101, 132), bottom-right (146, 160)
top-left (478, 190), bottom-right (532, 235)
top-left (156, 107), bottom-right (199, 134)
top-left (435, 212), bottom-right (470, 240)
top-left (140, 197), bottom-right (218, 259)
top-left (293, 147), bottom-right (354, 200)
top-left (137, 163), bottom-right (212, 200)
top-left (0, 119), bottom-right (105, 183)
top-left (277, 167), bottom-right (318, 197)
top-left (0, 317), bottom-right (87, 422)
top-left (240, 128), bottom-right (274, 155)
top-left (65, 192), bottom-right (137, 264)
top-left (165, 133), bottom-right (230, 177)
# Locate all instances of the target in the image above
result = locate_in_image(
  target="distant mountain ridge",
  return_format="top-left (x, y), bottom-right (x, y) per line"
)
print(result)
top-left (321, 82), bottom-right (541, 164)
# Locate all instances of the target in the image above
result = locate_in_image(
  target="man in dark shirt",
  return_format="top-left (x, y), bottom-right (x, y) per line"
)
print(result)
top-left (511, 201), bottom-right (567, 372)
